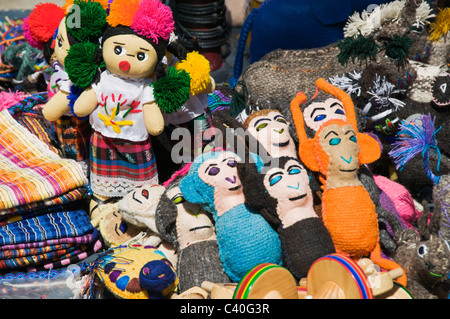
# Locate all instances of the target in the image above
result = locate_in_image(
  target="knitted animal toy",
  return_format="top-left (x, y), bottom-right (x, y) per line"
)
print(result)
top-left (290, 77), bottom-right (407, 286)
top-left (65, 0), bottom-right (193, 212)
top-left (434, 175), bottom-right (450, 244)
top-left (256, 156), bottom-right (336, 280)
top-left (94, 244), bottom-right (178, 299)
top-left (393, 201), bottom-right (450, 299)
top-left (293, 78), bottom-right (405, 255)
top-left (155, 165), bottom-right (230, 293)
top-left (179, 150), bottom-right (283, 283)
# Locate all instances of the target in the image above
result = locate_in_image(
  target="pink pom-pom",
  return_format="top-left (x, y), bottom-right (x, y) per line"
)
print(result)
top-left (130, 0), bottom-right (174, 43)
top-left (0, 90), bottom-right (27, 112)
top-left (23, 17), bottom-right (44, 50)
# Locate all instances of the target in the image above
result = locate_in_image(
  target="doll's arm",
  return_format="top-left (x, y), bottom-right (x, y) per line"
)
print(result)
top-left (73, 87), bottom-right (98, 117)
top-left (143, 101), bottom-right (164, 136)
top-left (42, 91), bottom-right (70, 121)
top-left (202, 76), bottom-right (216, 94)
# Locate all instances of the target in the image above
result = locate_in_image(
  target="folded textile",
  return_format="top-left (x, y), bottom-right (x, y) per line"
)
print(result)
top-left (0, 210), bottom-right (93, 246)
top-left (0, 110), bottom-right (88, 210)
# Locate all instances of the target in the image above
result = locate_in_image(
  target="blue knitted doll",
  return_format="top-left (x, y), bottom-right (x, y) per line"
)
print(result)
top-left (179, 149), bottom-right (283, 282)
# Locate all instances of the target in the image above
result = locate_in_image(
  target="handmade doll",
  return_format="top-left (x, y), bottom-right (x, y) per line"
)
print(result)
top-left (393, 201), bottom-right (450, 299)
top-left (24, 0), bottom-right (108, 175)
top-left (290, 78), bottom-right (407, 286)
top-left (179, 150), bottom-right (283, 283)
top-left (256, 156), bottom-right (336, 280)
top-left (155, 165), bottom-right (230, 293)
top-left (66, 0), bottom-right (191, 213)
top-left (243, 109), bottom-right (297, 159)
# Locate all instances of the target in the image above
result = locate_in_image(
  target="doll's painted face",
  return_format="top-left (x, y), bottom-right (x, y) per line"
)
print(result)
top-left (166, 186), bottom-right (215, 249)
top-left (303, 98), bottom-right (346, 132)
top-left (246, 111), bottom-right (296, 158)
top-left (318, 123), bottom-right (360, 176)
top-left (263, 159), bottom-right (311, 205)
top-left (52, 17), bottom-right (71, 65)
top-left (103, 33), bottom-right (158, 79)
top-left (198, 152), bottom-right (242, 193)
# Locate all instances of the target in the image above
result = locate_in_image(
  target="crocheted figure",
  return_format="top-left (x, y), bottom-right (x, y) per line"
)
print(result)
top-left (179, 150), bottom-right (282, 282)
top-left (258, 156), bottom-right (336, 280)
top-left (243, 109), bottom-right (298, 159)
top-left (290, 77), bottom-right (407, 286)
top-left (156, 165), bottom-right (230, 293)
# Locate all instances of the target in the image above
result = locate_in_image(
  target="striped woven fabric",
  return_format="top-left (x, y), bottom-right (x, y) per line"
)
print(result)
top-left (0, 243), bottom-right (73, 259)
top-left (54, 115), bottom-right (91, 163)
top-left (0, 110), bottom-right (88, 210)
top-left (0, 210), bottom-right (93, 246)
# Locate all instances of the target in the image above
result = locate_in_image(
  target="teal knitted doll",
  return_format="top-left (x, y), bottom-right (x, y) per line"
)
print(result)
top-left (179, 149), bottom-right (283, 282)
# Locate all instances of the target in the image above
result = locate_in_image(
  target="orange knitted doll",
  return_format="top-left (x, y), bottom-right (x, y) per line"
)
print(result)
top-left (290, 78), bottom-right (407, 286)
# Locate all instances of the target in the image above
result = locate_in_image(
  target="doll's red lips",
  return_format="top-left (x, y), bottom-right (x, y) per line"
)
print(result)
top-left (119, 60), bottom-right (130, 71)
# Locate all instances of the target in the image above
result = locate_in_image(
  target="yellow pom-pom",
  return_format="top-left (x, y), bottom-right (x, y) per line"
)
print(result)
top-left (106, 0), bottom-right (140, 27)
top-left (429, 8), bottom-right (450, 42)
top-left (175, 51), bottom-right (211, 95)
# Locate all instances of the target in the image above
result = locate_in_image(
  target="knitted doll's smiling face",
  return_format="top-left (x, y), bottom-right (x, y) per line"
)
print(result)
top-left (318, 123), bottom-right (360, 180)
top-left (103, 33), bottom-right (158, 79)
top-left (263, 158), bottom-right (311, 205)
top-left (303, 98), bottom-right (346, 133)
top-left (246, 111), bottom-right (296, 158)
top-left (52, 17), bottom-right (71, 65)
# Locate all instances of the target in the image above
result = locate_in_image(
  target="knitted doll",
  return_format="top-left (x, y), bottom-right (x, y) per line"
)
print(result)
top-left (243, 109), bottom-right (297, 159)
top-left (256, 156), bottom-right (336, 280)
top-left (293, 78), bottom-right (405, 255)
top-left (290, 78), bottom-right (407, 286)
top-left (66, 0), bottom-right (192, 213)
top-left (155, 165), bottom-right (230, 293)
top-left (24, 0), bottom-right (108, 175)
top-left (179, 150), bottom-right (283, 283)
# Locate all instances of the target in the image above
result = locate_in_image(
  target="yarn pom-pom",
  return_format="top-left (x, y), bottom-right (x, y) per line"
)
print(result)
top-left (23, 17), bottom-right (43, 50)
top-left (107, 0), bottom-right (140, 27)
top-left (429, 8), bottom-right (450, 42)
top-left (27, 3), bottom-right (66, 44)
top-left (63, 0), bottom-right (110, 11)
top-left (66, 0), bottom-right (107, 43)
top-left (65, 42), bottom-right (104, 89)
top-left (130, 0), bottom-right (174, 43)
top-left (382, 35), bottom-right (413, 66)
top-left (175, 51), bottom-right (211, 95)
top-left (153, 66), bottom-right (190, 114)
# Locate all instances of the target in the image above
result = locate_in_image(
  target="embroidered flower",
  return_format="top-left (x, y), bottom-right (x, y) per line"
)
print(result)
top-left (98, 105), bottom-right (133, 134)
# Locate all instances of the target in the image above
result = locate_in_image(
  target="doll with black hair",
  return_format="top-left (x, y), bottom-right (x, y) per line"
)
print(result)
top-left (65, 0), bottom-right (196, 214)
top-left (24, 0), bottom-right (108, 175)
top-left (155, 165), bottom-right (230, 293)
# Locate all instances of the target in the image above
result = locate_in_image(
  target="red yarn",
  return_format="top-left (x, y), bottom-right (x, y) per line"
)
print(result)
top-left (27, 3), bottom-right (66, 44)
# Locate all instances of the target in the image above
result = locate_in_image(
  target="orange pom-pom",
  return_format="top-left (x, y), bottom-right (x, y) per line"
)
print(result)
top-left (107, 0), bottom-right (140, 27)
top-left (27, 3), bottom-right (66, 43)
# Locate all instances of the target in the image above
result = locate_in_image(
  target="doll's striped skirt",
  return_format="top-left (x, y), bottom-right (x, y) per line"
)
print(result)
top-left (89, 131), bottom-right (158, 198)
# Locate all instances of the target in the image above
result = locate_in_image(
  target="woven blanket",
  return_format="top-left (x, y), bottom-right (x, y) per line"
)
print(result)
top-left (0, 110), bottom-right (88, 210)
top-left (0, 210), bottom-right (93, 246)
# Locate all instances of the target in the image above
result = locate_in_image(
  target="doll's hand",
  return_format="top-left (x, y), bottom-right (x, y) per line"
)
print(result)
top-left (143, 101), bottom-right (164, 136)
top-left (73, 88), bottom-right (98, 117)
top-left (42, 91), bottom-right (70, 121)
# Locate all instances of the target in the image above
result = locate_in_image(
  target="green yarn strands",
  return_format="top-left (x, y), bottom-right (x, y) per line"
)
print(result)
top-left (383, 35), bottom-right (413, 66)
top-left (337, 35), bottom-right (378, 66)
top-left (153, 66), bottom-right (191, 114)
top-left (66, 0), bottom-right (107, 43)
top-left (65, 42), bottom-right (104, 89)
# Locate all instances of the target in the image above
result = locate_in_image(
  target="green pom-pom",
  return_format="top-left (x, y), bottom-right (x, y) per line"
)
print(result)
top-left (153, 66), bottom-right (191, 114)
top-left (382, 35), bottom-right (413, 66)
top-left (66, 0), bottom-right (107, 43)
top-left (65, 42), bottom-right (104, 89)
top-left (337, 35), bottom-right (378, 65)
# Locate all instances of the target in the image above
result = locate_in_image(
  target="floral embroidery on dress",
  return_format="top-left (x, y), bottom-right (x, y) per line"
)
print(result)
top-left (98, 93), bottom-right (144, 133)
